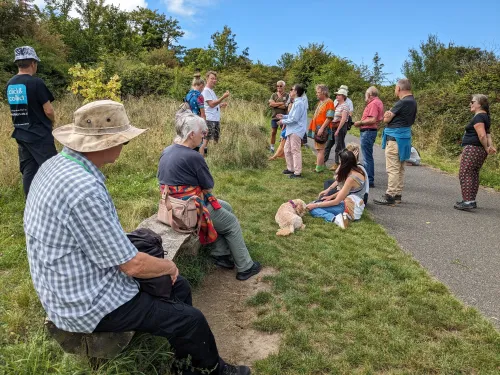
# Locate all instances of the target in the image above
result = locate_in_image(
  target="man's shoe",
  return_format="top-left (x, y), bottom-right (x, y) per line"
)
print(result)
top-left (369, 182), bottom-right (375, 188)
top-left (282, 169), bottom-right (293, 175)
top-left (221, 363), bottom-right (251, 375)
top-left (236, 261), bottom-right (261, 281)
top-left (269, 146), bottom-right (275, 153)
top-left (212, 255), bottom-right (235, 269)
top-left (394, 194), bottom-right (402, 204)
top-left (456, 200), bottom-right (477, 208)
top-left (373, 194), bottom-right (396, 206)
top-left (454, 201), bottom-right (476, 210)
top-left (289, 174), bottom-right (303, 179)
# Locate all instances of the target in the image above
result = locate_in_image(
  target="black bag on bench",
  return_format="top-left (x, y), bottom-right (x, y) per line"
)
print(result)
top-left (127, 228), bottom-right (172, 299)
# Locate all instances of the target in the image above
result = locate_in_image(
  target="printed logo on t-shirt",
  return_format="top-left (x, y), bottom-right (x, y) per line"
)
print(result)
top-left (8, 84), bottom-right (28, 105)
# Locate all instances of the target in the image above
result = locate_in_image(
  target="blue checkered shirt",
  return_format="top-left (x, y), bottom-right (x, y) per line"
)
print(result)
top-left (24, 147), bottom-right (139, 333)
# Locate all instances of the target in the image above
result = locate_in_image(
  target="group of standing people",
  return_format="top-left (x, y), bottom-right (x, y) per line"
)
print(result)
top-left (4, 44), bottom-right (498, 375)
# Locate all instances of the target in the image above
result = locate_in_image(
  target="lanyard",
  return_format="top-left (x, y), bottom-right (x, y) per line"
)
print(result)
top-left (60, 151), bottom-right (91, 174)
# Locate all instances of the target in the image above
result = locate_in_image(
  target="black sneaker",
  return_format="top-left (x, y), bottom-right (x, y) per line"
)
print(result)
top-left (221, 363), bottom-right (251, 375)
top-left (454, 201), bottom-right (476, 210)
top-left (456, 200), bottom-right (477, 208)
top-left (236, 261), bottom-right (261, 281)
top-left (373, 194), bottom-right (396, 206)
top-left (212, 255), bottom-right (235, 269)
top-left (369, 182), bottom-right (375, 188)
top-left (289, 174), bottom-right (302, 179)
top-left (282, 169), bottom-right (293, 175)
top-left (394, 194), bottom-right (402, 204)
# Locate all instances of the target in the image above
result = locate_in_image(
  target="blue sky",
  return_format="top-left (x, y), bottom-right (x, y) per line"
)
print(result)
top-left (148, 0), bottom-right (500, 82)
top-left (35, 0), bottom-right (500, 81)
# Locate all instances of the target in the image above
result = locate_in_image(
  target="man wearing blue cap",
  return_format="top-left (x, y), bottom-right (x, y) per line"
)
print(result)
top-left (6, 46), bottom-right (56, 197)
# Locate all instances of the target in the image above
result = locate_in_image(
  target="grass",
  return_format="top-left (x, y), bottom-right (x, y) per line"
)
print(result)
top-left (0, 96), bottom-right (499, 374)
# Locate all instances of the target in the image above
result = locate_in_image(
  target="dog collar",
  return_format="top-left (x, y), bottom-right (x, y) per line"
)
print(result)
top-left (288, 200), bottom-right (297, 209)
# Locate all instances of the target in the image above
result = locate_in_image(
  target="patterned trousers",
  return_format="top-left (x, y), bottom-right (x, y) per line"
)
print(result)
top-left (459, 145), bottom-right (487, 201)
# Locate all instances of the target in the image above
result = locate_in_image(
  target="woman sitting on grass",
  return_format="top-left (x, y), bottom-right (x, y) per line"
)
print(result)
top-left (157, 109), bottom-right (261, 281)
top-left (307, 150), bottom-right (367, 228)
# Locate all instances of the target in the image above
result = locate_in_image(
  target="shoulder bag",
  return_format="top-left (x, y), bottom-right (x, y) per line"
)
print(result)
top-left (158, 187), bottom-right (199, 234)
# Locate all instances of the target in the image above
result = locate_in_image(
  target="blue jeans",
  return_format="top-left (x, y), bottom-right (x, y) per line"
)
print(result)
top-left (309, 201), bottom-right (345, 223)
top-left (360, 130), bottom-right (377, 185)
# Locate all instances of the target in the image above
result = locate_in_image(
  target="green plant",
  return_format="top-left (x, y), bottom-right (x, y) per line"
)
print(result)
top-left (68, 64), bottom-right (121, 103)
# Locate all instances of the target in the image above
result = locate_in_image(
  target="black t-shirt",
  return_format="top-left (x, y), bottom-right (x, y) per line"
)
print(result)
top-left (388, 95), bottom-right (417, 128)
top-left (6, 74), bottom-right (54, 143)
top-left (157, 144), bottom-right (214, 189)
top-left (461, 113), bottom-right (491, 147)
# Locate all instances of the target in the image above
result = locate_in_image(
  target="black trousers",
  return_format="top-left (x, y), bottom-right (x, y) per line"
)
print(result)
top-left (323, 125), bottom-right (348, 164)
top-left (94, 276), bottom-right (220, 374)
top-left (17, 140), bottom-right (57, 197)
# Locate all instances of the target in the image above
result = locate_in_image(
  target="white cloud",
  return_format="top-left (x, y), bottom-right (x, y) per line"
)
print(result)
top-left (163, 0), bottom-right (216, 18)
top-left (106, 0), bottom-right (148, 12)
top-left (164, 0), bottom-right (195, 17)
top-left (33, 0), bottom-right (147, 14)
top-left (182, 29), bottom-right (196, 40)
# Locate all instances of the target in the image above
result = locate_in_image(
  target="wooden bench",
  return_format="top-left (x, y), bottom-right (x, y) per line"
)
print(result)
top-left (46, 214), bottom-right (201, 359)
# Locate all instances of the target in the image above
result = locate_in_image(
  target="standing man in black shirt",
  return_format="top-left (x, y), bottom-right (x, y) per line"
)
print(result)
top-left (374, 78), bottom-right (417, 206)
top-left (6, 46), bottom-right (56, 197)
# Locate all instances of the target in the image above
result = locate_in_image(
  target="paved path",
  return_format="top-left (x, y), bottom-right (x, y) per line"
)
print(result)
top-left (310, 135), bottom-right (500, 328)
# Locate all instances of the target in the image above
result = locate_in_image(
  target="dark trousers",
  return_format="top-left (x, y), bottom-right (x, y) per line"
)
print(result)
top-left (94, 276), bottom-right (220, 374)
top-left (324, 125), bottom-right (348, 164)
top-left (17, 140), bottom-right (57, 197)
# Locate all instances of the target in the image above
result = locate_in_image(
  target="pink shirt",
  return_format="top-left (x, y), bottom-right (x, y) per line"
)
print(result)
top-left (361, 97), bottom-right (384, 130)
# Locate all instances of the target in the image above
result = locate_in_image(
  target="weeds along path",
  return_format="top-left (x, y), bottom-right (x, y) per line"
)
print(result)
top-left (322, 134), bottom-right (500, 328)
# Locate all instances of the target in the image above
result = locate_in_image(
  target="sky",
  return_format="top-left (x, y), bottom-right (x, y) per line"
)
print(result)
top-left (35, 0), bottom-right (500, 82)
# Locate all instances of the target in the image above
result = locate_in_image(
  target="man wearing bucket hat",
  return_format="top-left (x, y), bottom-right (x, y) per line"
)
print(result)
top-left (324, 85), bottom-right (354, 167)
top-left (24, 100), bottom-right (250, 375)
top-left (6, 46), bottom-right (57, 196)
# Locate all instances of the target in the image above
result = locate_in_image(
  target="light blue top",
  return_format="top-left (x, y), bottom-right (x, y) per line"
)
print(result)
top-left (281, 95), bottom-right (308, 138)
top-left (24, 147), bottom-right (139, 332)
top-left (381, 127), bottom-right (412, 161)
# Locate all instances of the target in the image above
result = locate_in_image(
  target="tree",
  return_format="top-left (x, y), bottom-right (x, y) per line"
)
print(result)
top-left (287, 43), bottom-right (331, 89)
top-left (402, 34), bottom-right (496, 89)
top-left (130, 8), bottom-right (184, 51)
top-left (370, 52), bottom-right (387, 86)
top-left (277, 52), bottom-right (295, 71)
top-left (209, 25), bottom-right (239, 69)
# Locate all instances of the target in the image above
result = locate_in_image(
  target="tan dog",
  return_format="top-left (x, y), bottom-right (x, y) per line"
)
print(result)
top-left (275, 199), bottom-right (307, 236)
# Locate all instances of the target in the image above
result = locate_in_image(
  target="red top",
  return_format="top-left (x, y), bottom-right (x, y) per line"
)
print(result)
top-left (361, 97), bottom-right (384, 130)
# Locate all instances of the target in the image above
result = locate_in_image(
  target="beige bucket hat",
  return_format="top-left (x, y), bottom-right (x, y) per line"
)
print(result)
top-left (53, 100), bottom-right (148, 152)
top-left (334, 87), bottom-right (349, 96)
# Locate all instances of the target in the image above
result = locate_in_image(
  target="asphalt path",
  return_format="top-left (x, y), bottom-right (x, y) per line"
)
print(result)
top-left (309, 134), bottom-right (500, 328)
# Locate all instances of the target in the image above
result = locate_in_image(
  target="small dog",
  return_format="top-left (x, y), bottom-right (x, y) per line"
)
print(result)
top-left (275, 199), bottom-right (307, 236)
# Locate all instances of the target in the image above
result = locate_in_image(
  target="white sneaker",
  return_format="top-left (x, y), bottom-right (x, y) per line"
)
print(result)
top-left (333, 213), bottom-right (349, 229)
top-left (270, 146), bottom-right (275, 153)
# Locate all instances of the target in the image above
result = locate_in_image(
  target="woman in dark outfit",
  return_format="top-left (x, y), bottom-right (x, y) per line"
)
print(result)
top-left (455, 94), bottom-right (496, 210)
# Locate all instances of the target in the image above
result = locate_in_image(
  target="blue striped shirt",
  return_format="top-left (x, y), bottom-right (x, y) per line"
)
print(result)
top-left (24, 147), bottom-right (139, 333)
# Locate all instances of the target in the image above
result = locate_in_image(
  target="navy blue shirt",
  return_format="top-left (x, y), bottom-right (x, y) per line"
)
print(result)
top-left (6, 74), bottom-right (54, 143)
top-left (157, 144), bottom-right (214, 189)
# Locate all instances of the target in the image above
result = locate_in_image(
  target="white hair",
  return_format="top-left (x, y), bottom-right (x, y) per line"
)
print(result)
top-left (175, 109), bottom-right (208, 142)
top-left (277, 80), bottom-right (286, 87)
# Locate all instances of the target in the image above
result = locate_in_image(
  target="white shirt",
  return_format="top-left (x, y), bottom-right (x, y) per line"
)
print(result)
top-left (202, 87), bottom-right (220, 122)
top-left (334, 97), bottom-right (354, 113)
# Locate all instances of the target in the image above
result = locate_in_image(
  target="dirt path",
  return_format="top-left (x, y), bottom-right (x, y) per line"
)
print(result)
top-left (192, 267), bottom-right (281, 366)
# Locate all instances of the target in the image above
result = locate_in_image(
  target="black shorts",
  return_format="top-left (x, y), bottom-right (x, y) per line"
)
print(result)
top-left (206, 121), bottom-right (220, 142)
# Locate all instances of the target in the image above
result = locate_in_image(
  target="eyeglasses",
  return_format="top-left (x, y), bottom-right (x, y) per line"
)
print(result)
top-left (470, 100), bottom-right (476, 104)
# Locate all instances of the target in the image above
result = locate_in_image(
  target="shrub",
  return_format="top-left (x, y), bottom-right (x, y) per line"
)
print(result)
top-left (68, 64), bottom-right (121, 103)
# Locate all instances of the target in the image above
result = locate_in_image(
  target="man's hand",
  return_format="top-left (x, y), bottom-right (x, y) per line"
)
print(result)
top-left (222, 91), bottom-right (230, 99)
top-left (354, 121), bottom-right (362, 128)
top-left (171, 266), bottom-right (179, 284)
top-left (220, 102), bottom-right (228, 108)
top-left (334, 130), bottom-right (340, 137)
top-left (317, 127), bottom-right (324, 136)
top-left (276, 113), bottom-right (284, 119)
top-left (488, 146), bottom-right (497, 155)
